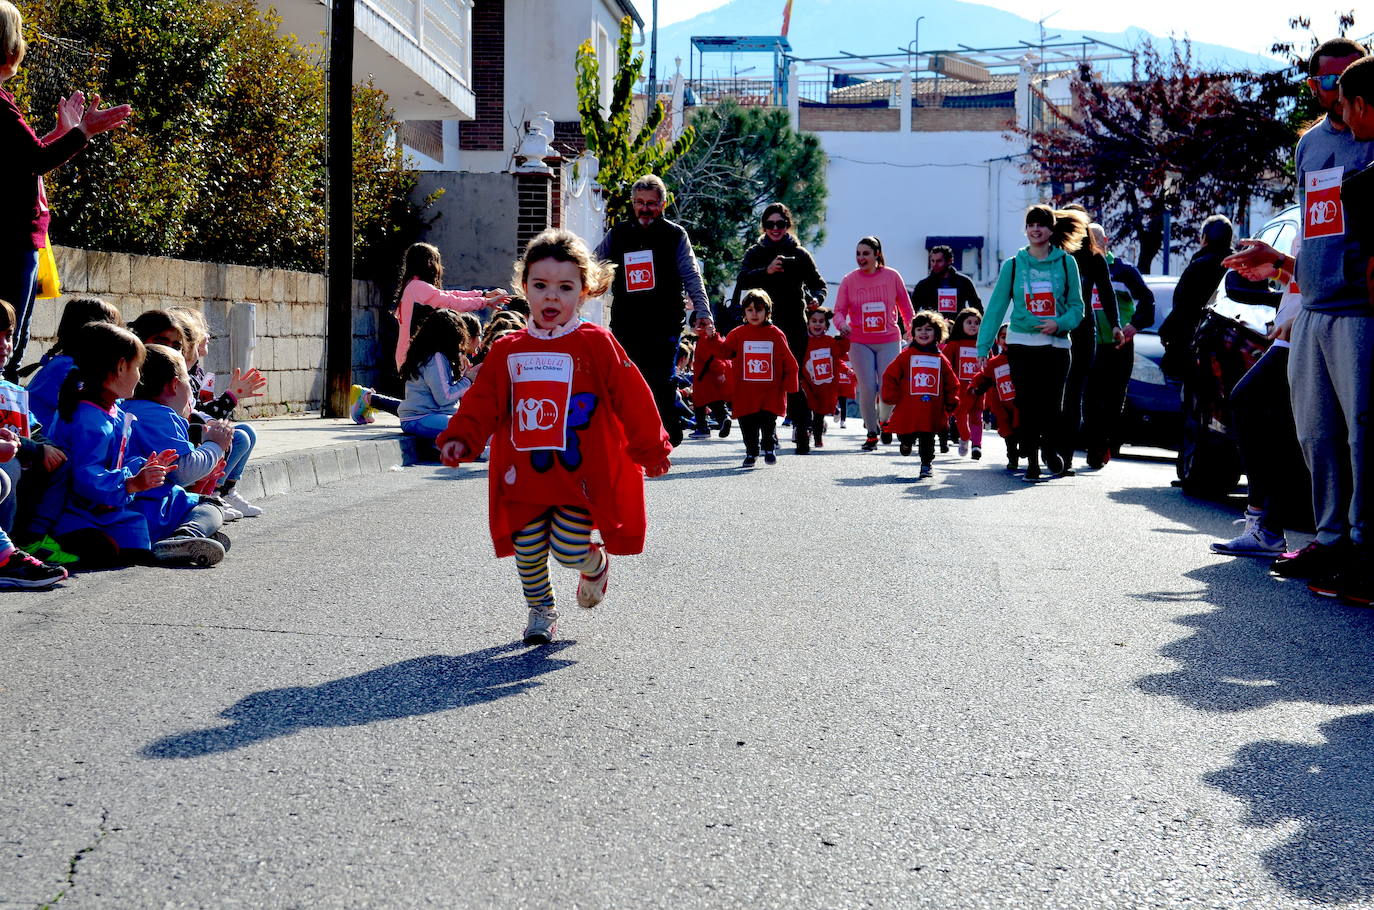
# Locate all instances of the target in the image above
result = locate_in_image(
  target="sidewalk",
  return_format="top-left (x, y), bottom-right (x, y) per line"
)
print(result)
top-left (233, 411), bottom-right (436, 503)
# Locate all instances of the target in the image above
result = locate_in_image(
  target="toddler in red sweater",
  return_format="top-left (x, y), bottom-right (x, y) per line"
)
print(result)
top-left (720, 290), bottom-right (799, 467)
top-left (969, 324), bottom-right (1022, 471)
top-left (439, 229), bottom-right (672, 645)
top-left (880, 311), bottom-right (959, 479)
top-left (800, 307), bottom-right (848, 449)
top-left (689, 315), bottom-right (733, 439)
top-left (943, 308), bottom-right (984, 460)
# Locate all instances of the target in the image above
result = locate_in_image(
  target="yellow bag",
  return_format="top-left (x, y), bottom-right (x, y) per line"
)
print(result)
top-left (35, 237), bottom-right (61, 300)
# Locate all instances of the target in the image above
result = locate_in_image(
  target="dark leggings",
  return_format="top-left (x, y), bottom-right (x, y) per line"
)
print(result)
top-left (898, 432), bottom-right (936, 463)
top-left (369, 391), bottom-right (401, 416)
top-left (1231, 345), bottom-right (1311, 531)
top-left (739, 411), bottom-right (779, 456)
top-left (1007, 344), bottom-right (1071, 470)
top-left (1057, 324), bottom-right (1097, 464)
top-left (694, 401), bottom-right (728, 430)
top-left (1082, 340), bottom-right (1133, 455)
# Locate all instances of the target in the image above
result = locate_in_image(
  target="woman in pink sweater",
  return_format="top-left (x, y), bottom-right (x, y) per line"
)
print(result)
top-left (833, 235), bottom-right (914, 450)
top-left (351, 242), bottom-right (508, 421)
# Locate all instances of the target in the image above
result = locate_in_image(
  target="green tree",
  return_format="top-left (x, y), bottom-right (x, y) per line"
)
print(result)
top-left (666, 100), bottom-right (828, 295)
top-left (574, 15), bottom-right (695, 226)
top-left (12, 0), bottom-right (432, 277)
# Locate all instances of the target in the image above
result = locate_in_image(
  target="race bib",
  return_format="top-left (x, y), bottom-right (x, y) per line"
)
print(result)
top-left (1305, 166), bottom-right (1345, 239)
top-left (1025, 280), bottom-right (1056, 318)
top-left (957, 347), bottom-right (979, 379)
top-left (508, 352), bottom-right (573, 451)
top-left (994, 363), bottom-right (1015, 401)
top-left (860, 301), bottom-right (887, 334)
top-left (116, 411), bottom-right (134, 469)
top-left (0, 385), bottom-right (30, 437)
top-left (198, 372), bottom-right (216, 403)
top-left (1091, 288), bottom-right (1102, 312)
top-left (624, 249), bottom-right (656, 292)
top-left (937, 287), bottom-right (958, 313)
top-left (743, 340), bottom-right (774, 382)
top-left (808, 348), bottom-right (834, 383)
top-left (907, 354), bottom-right (941, 396)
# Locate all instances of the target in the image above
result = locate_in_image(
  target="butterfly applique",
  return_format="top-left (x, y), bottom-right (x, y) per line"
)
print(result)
top-left (531, 393), bottom-right (598, 473)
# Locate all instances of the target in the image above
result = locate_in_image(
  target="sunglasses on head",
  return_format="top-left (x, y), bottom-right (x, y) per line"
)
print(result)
top-left (764, 219), bottom-right (788, 228)
top-left (1310, 73), bottom-right (1342, 91)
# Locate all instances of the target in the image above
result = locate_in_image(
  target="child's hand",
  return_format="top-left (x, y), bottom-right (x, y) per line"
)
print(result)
top-left (643, 457), bottom-right (671, 478)
top-left (484, 288), bottom-right (511, 307)
top-left (440, 440), bottom-right (467, 466)
top-left (206, 420), bottom-right (234, 449)
top-left (0, 428), bottom-right (18, 463)
top-left (41, 445), bottom-right (67, 472)
top-left (228, 367), bottom-right (267, 400)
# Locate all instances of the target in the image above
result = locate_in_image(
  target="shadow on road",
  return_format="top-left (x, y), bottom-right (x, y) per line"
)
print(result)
top-left (1108, 484), bottom-right (1245, 537)
top-left (140, 642), bottom-right (576, 759)
top-left (1136, 556), bottom-right (1374, 900)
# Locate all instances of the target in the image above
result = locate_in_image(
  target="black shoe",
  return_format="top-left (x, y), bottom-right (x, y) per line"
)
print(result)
top-left (880, 431), bottom-right (893, 445)
top-left (899, 441), bottom-right (913, 456)
top-left (1310, 562), bottom-right (1374, 606)
top-left (862, 435), bottom-right (878, 451)
top-left (742, 455), bottom-right (757, 468)
top-left (1022, 465), bottom-right (1043, 482)
top-left (0, 549), bottom-right (67, 589)
top-left (1042, 449), bottom-right (1065, 477)
top-left (939, 438), bottom-right (949, 453)
top-left (719, 418), bottom-right (732, 438)
top-left (763, 450), bottom-right (777, 465)
top-left (1271, 540), bottom-right (1349, 579)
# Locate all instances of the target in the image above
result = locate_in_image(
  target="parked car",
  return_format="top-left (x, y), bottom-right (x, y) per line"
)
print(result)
top-left (1175, 204), bottom-right (1299, 496)
top-left (1120, 274), bottom-right (1180, 448)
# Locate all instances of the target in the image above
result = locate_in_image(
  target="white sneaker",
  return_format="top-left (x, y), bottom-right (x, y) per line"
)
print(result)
top-left (576, 545), bottom-right (610, 609)
top-left (220, 504), bottom-right (243, 522)
top-left (523, 605), bottom-right (559, 644)
top-left (958, 440), bottom-right (970, 457)
top-left (223, 489), bottom-right (263, 518)
top-left (1211, 510), bottom-right (1286, 557)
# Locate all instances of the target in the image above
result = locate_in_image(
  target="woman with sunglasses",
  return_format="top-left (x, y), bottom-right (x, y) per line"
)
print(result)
top-left (729, 203), bottom-right (828, 453)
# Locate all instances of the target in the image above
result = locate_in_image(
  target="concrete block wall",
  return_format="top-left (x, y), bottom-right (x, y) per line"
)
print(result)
top-left (36, 246), bottom-right (385, 418)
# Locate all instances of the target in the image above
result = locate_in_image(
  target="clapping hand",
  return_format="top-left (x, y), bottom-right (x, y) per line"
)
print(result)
top-left (205, 420), bottom-right (234, 449)
top-left (0, 428), bottom-right (18, 463)
top-left (227, 367), bottom-right (267, 400)
top-left (77, 93), bottom-right (132, 137)
top-left (127, 450), bottom-right (179, 493)
top-left (56, 91), bottom-right (86, 136)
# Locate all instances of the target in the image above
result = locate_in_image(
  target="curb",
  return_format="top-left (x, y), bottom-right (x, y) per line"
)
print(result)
top-left (234, 435), bottom-right (419, 502)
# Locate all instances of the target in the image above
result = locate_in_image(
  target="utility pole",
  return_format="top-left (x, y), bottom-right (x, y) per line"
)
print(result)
top-left (648, 0), bottom-right (659, 109)
top-left (324, 0), bottom-right (355, 418)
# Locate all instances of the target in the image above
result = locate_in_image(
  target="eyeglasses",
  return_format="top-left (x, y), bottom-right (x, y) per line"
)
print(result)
top-left (1310, 73), bottom-right (1342, 91)
top-left (764, 219), bottom-right (788, 228)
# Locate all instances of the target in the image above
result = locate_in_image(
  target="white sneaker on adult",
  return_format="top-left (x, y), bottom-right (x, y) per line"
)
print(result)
top-left (223, 489), bottom-right (263, 518)
top-left (1211, 510), bottom-right (1286, 557)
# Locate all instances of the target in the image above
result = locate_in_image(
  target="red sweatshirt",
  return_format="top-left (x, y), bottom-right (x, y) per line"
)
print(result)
top-left (691, 332), bottom-right (734, 407)
top-left (969, 351), bottom-right (1019, 437)
top-left (941, 337), bottom-right (982, 388)
top-left (801, 334), bottom-right (850, 414)
top-left (880, 344), bottom-right (959, 434)
top-left (720, 322), bottom-right (799, 417)
top-left (437, 322), bottom-right (671, 558)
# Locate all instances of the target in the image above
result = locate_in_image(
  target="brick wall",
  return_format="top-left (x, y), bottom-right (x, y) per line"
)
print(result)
top-left (40, 246), bottom-right (386, 418)
top-left (913, 108), bottom-right (1015, 132)
top-left (797, 106), bottom-right (1013, 132)
top-left (799, 107), bottom-right (900, 132)
top-left (515, 173), bottom-right (553, 252)
top-left (459, 0), bottom-right (505, 151)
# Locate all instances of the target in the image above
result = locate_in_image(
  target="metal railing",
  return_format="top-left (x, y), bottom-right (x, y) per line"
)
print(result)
top-left (364, 0), bottom-right (472, 85)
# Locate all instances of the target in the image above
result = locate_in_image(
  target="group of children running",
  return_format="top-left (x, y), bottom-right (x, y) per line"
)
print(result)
top-left (0, 295), bottom-right (266, 590)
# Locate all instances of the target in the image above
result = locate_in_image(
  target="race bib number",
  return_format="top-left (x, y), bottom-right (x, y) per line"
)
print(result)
top-left (860, 301), bottom-right (887, 334)
top-left (808, 348), bottom-right (834, 383)
top-left (1025, 280), bottom-right (1056, 318)
top-left (994, 363), bottom-right (1015, 401)
top-left (508, 352), bottom-right (573, 451)
top-left (1305, 166), bottom-right (1345, 239)
top-left (624, 249), bottom-right (656, 292)
top-left (0, 385), bottom-right (30, 438)
top-left (957, 347), bottom-right (979, 379)
top-left (908, 354), bottom-right (941, 396)
top-left (743, 340), bottom-right (774, 382)
top-left (1091, 288), bottom-right (1102, 312)
top-left (937, 287), bottom-right (958, 313)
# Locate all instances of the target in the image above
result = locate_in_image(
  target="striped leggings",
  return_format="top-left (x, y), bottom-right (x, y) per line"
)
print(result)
top-left (512, 506), bottom-right (604, 609)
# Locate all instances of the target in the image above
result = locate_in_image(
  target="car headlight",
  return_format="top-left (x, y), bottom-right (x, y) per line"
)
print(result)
top-left (1132, 353), bottom-right (1165, 386)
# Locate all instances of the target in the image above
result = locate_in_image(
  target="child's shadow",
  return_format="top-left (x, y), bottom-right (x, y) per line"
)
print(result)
top-left (140, 642), bottom-right (576, 759)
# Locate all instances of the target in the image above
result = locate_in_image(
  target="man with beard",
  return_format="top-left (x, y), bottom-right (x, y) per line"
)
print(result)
top-left (1225, 38), bottom-right (1374, 602)
top-left (910, 245), bottom-right (982, 317)
top-left (595, 174), bottom-right (711, 447)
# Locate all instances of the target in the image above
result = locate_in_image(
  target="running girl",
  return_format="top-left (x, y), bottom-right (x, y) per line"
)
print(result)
top-left (438, 229), bottom-right (671, 645)
top-left (719, 290), bottom-right (799, 467)
top-left (800, 307), bottom-right (847, 449)
top-left (943, 307), bottom-right (984, 460)
top-left (880, 311), bottom-right (958, 479)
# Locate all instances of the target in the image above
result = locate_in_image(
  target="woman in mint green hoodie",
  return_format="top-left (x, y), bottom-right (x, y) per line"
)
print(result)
top-left (975, 205), bottom-right (1086, 482)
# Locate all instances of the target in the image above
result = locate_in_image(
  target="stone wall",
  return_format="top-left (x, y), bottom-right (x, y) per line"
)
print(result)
top-left (38, 246), bottom-right (386, 418)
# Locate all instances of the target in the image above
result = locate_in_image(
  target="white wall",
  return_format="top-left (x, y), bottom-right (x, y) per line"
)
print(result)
top-left (809, 130), bottom-right (1036, 290)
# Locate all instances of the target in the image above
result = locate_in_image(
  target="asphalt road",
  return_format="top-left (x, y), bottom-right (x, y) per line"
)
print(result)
top-left (5, 426), bottom-right (1374, 910)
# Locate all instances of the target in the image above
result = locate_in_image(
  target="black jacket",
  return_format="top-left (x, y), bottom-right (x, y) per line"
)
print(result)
top-left (728, 235), bottom-right (827, 351)
top-left (910, 267), bottom-right (982, 314)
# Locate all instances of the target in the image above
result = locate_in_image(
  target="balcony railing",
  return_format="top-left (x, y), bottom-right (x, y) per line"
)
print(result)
top-left (365, 0), bottom-right (472, 85)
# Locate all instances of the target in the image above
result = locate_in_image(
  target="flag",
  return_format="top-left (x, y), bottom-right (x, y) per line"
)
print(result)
top-left (781, 0), bottom-right (793, 36)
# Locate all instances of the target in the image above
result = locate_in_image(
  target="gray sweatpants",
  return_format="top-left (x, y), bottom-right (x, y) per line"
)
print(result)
top-left (850, 340), bottom-right (900, 435)
top-left (1288, 308), bottom-right (1374, 546)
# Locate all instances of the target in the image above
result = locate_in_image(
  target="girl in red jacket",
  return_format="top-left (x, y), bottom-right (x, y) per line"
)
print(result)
top-left (969, 324), bottom-right (1022, 471)
top-left (689, 314), bottom-right (733, 439)
top-left (438, 229), bottom-right (672, 645)
top-left (800, 307), bottom-right (848, 449)
top-left (943, 308), bottom-right (984, 460)
top-left (880, 311), bottom-right (959, 479)
top-left (720, 290), bottom-right (799, 467)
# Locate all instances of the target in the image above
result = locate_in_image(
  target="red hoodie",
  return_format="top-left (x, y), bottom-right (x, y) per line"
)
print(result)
top-left (941, 337), bottom-right (982, 388)
top-left (691, 332), bottom-right (734, 407)
top-left (720, 322), bottom-right (799, 416)
top-left (968, 351), bottom-right (1019, 437)
top-left (880, 345), bottom-right (959, 434)
top-left (437, 322), bottom-right (671, 558)
top-left (801, 334), bottom-right (850, 414)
